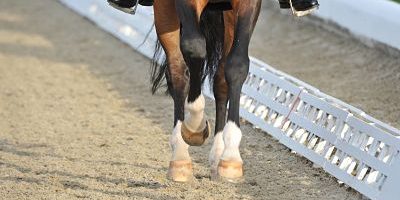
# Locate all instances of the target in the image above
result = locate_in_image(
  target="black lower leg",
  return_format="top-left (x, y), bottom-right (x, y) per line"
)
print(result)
top-left (173, 91), bottom-right (186, 126)
top-left (225, 54), bottom-right (250, 126)
top-left (214, 94), bottom-right (228, 133)
top-left (187, 57), bottom-right (204, 103)
top-left (225, 0), bottom-right (261, 127)
top-left (214, 64), bottom-right (229, 133)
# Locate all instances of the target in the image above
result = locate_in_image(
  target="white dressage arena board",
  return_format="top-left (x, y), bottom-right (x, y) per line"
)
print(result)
top-left (59, 1), bottom-right (400, 199)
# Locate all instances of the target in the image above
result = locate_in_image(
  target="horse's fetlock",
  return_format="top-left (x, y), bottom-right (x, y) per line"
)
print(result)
top-left (181, 120), bottom-right (210, 146)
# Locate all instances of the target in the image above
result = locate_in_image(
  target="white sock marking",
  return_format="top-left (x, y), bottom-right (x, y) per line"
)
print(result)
top-left (184, 94), bottom-right (207, 132)
top-left (170, 120), bottom-right (190, 161)
top-left (209, 131), bottom-right (225, 170)
top-left (220, 121), bottom-right (242, 162)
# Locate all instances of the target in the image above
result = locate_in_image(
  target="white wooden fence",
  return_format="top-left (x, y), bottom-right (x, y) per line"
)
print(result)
top-left (59, 1), bottom-right (400, 199)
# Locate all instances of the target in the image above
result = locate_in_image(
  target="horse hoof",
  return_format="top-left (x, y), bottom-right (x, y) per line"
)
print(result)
top-left (181, 120), bottom-right (210, 146)
top-left (167, 160), bottom-right (193, 182)
top-left (217, 160), bottom-right (244, 183)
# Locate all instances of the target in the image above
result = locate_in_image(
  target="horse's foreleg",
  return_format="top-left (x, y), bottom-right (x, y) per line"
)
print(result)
top-left (175, 0), bottom-right (208, 59)
top-left (182, 55), bottom-right (210, 147)
top-left (182, 44), bottom-right (209, 147)
top-left (175, 0), bottom-right (210, 147)
top-left (218, 0), bottom-right (261, 181)
top-left (154, 0), bottom-right (192, 182)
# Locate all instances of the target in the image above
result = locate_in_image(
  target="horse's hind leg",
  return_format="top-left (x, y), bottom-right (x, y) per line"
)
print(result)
top-left (154, 0), bottom-right (192, 182)
top-left (217, 0), bottom-right (261, 181)
top-left (182, 90), bottom-right (210, 147)
top-left (209, 10), bottom-right (235, 179)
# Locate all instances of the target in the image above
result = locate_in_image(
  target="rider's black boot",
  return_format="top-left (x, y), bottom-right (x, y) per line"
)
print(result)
top-left (138, 0), bottom-right (153, 6)
top-left (279, 0), bottom-right (319, 14)
top-left (108, 0), bottom-right (153, 14)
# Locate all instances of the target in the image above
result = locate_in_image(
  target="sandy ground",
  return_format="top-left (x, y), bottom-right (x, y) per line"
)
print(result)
top-left (0, 0), bottom-right (399, 199)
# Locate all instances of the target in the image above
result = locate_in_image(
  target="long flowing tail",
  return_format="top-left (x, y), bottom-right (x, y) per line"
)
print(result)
top-left (150, 41), bottom-right (168, 94)
top-left (200, 6), bottom-right (225, 88)
top-left (150, 6), bottom-right (225, 94)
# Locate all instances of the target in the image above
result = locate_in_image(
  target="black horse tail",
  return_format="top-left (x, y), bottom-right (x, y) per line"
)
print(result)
top-left (150, 6), bottom-right (225, 94)
top-left (150, 40), bottom-right (168, 94)
top-left (200, 6), bottom-right (225, 90)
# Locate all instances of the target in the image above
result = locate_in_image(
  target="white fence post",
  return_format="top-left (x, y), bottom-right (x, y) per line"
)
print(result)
top-left (379, 154), bottom-right (400, 200)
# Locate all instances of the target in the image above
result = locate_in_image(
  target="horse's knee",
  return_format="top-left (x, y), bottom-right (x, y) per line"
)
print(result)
top-left (181, 36), bottom-right (207, 60)
top-left (225, 55), bottom-right (250, 86)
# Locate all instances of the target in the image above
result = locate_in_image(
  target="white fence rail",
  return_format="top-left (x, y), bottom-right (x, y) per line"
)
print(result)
top-left (60, 1), bottom-right (400, 199)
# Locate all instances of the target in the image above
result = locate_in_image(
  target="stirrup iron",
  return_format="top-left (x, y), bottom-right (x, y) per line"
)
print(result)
top-left (288, 0), bottom-right (318, 17)
top-left (107, 0), bottom-right (139, 15)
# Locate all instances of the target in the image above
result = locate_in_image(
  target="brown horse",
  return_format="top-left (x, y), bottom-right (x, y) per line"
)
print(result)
top-left (151, 0), bottom-right (261, 182)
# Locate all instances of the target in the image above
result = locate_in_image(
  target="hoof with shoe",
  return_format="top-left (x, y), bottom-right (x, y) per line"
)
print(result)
top-left (217, 160), bottom-right (243, 182)
top-left (167, 160), bottom-right (193, 182)
top-left (181, 121), bottom-right (210, 146)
